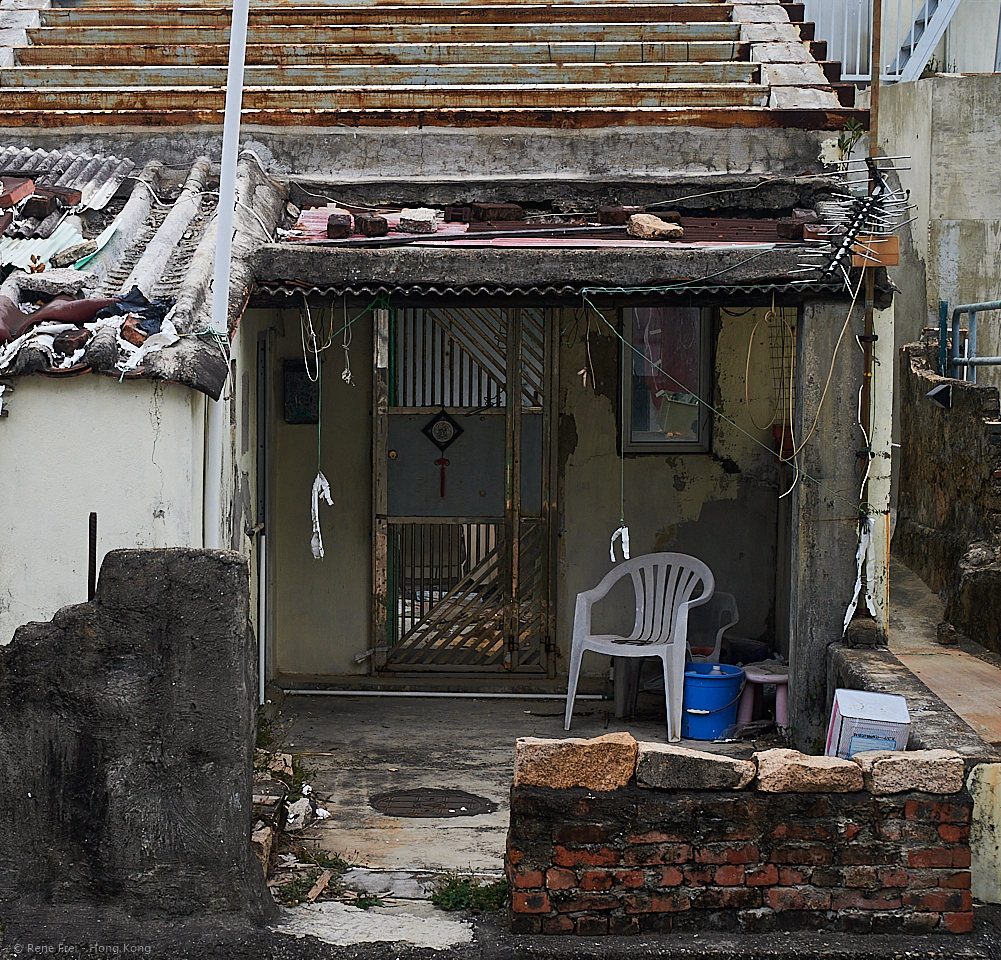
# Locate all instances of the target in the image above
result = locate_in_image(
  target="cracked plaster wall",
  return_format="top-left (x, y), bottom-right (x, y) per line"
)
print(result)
top-left (557, 305), bottom-right (788, 679)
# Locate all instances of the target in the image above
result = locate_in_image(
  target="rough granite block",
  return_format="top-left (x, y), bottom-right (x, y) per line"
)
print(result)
top-left (636, 743), bottom-right (756, 790)
top-left (515, 733), bottom-right (638, 790)
top-left (755, 748), bottom-right (864, 793)
top-left (853, 750), bottom-right (965, 795)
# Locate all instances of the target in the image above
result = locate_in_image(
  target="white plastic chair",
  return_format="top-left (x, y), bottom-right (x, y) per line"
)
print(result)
top-left (687, 591), bottom-right (738, 663)
top-left (564, 553), bottom-right (714, 742)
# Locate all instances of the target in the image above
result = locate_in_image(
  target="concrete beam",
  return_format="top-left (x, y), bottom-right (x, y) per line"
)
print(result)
top-left (789, 299), bottom-right (867, 751)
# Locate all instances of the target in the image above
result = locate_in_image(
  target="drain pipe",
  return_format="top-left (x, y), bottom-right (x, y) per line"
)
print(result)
top-left (205, 0), bottom-right (250, 549)
top-left (283, 690), bottom-right (603, 700)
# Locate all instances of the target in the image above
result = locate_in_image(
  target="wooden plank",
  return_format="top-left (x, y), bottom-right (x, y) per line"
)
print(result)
top-left (38, 4), bottom-right (736, 26)
top-left (2, 83), bottom-right (767, 112)
top-left (0, 106), bottom-right (870, 131)
top-left (14, 40), bottom-right (749, 67)
top-left (0, 61), bottom-right (758, 88)
top-left (27, 22), bottom-right (741, 45)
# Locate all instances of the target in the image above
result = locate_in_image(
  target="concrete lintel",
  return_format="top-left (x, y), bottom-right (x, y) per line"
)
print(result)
top-left (769, 87), bottom-right (844, 110)
top-left (751, 41), bottom-right (814, 63)
top-left (740, 22), bottom-right (803, 43)
top-left (254, 243), bottom-right (815, 291)
top-left (0, 25), bottom-right (27, 47)
top-left (762, 62), bottom-right (831, 87)
top-left (732, 3), bottom-right (791, 23)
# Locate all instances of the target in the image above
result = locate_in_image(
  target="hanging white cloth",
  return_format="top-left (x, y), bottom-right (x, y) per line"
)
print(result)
top-left (610, 524), bottom-right (630, 563)
top-left (843, 515), bottom-right (876, 633)
top-left (311, 472), bottom-right (333, 559)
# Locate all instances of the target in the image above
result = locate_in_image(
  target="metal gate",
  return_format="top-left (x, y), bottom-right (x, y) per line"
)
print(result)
top-left (372, 305), bottom-right (555, 674)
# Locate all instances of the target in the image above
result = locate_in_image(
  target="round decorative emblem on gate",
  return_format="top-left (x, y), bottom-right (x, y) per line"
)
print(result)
top-left (421, 409), bottom-right (463, 452)
top-left (369, 788), bottom-right (496, 818)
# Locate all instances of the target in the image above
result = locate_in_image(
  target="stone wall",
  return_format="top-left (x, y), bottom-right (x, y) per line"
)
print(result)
top-left (506, 734), bottom-right (972, 935)
top-left (894, 342), bottom-right (1001, 652)
top-left (0, 548), bottom-right (275, 943)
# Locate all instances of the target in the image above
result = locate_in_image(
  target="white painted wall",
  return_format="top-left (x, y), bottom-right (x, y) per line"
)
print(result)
top-left (0, 375), bottom-right (206, 644)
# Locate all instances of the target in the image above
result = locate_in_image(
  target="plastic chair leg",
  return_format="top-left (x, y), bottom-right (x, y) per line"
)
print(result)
top-left (564, 642), bottom-right (584, 731)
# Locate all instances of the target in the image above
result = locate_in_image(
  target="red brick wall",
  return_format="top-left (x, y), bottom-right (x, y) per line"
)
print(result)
top-left (507, 786), bottom-right (974, 935)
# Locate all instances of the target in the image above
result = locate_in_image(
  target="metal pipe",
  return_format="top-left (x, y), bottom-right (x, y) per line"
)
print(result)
top-left (283, 690), bottom-right (603, 699)
top-left (948, 300), bottom-right (1001, 379)
top-left (938, 300), bottom-right (948, 376)
top-left (205, 0), bottom-right (250, 549)
top-left (88, 511), bottom-right (97, 601)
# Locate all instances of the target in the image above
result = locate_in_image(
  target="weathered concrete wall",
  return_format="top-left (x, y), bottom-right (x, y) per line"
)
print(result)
top-left (0, 126), bottom-right (842, 183)
top-left (0, 375), bottom-right (205, 646)
top-left (0, 548), bottom-right (275, 941)
top-left (881, 75), bottom-right (1001, 391)
top-left (893, 342), bottom-right (1001, 652)
top-left (266, 304), bottom-right (374, 679)
top-left (263, 302), bottom-right (791, 683)
top-left (789, 300), bottom-right (867, 751)
top-left (557, 305), bottom-right (787, 668)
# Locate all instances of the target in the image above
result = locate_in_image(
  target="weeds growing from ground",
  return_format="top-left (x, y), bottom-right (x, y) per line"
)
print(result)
top-left (426, 872), bottom-right (508, 912)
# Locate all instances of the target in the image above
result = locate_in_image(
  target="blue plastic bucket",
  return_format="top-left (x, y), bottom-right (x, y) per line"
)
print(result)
top-left (682, 663), bottom-right (745, 740)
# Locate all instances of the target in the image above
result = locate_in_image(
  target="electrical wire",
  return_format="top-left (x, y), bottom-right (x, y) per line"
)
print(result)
top-left (581, 294), bottom-right (868, 521)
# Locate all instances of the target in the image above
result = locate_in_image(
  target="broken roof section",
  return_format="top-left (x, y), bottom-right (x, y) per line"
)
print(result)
top-left (0, 0), bottom-right (863, 128)
top-left (0, 150), bottom-right (288, 399)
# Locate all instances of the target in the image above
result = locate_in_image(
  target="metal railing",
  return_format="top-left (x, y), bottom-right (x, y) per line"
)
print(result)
top-left (939, 299), bottom-right (1001, 381)
top-left (803, 0), bottom-right (963, 82)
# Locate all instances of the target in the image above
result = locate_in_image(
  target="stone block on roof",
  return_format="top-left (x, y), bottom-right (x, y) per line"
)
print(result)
top-left (740, 22), bottom-right (802, 43)
top-left (751, 41), bottom-right (813, 63)
top-left (768, 86), bottom-right (842, 110)
top-left (762, 62), bottom-right (830, 87)
top-left (732, 4), bottom-right (790, 23)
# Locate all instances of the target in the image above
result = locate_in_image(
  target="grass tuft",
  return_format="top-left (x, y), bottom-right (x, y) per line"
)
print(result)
top-left (427, 872), bottom-right (508, 912)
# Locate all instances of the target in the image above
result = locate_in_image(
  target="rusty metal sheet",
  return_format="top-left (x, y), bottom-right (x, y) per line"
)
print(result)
top-left (6, 82), bottom-right (768, 111)
top-left (1, 62), bottom-right (759, 87)
top-left (28, 21), bottom-right (741, 45)
top-left (15, 40), bottom-right (750, 67)
top-left (0, 106), bottom-right (870, 131)
top-left (40, 3), bottom-right (734, 26)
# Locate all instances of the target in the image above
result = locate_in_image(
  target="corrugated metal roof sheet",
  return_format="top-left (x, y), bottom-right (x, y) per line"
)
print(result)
top-left (0, 220), bottom-right (84, 269)
top-left (0, 146), bottom-right (134, 211)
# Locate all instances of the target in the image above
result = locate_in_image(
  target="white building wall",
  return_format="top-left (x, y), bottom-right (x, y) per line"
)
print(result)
top-left (0, 375), bottom-right (206, 644)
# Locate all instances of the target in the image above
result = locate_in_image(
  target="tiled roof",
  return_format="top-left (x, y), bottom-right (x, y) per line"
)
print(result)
top-left (0, 0), bottom-right (864, 128)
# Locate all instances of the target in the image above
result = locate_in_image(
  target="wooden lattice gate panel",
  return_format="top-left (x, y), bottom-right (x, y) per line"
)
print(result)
top-left (373, 305), bottom-right (554, 676)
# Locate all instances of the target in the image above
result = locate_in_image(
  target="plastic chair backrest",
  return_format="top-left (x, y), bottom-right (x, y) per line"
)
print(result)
top-left (614, 553), bottom-right (713, 646)
top-left (687, 591), bottom-right (738, 659)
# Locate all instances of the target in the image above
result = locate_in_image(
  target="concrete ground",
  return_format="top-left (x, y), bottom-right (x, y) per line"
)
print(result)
top-left (264, 558), bottom-right (1001, 953)
top-left (889, 558), bottom-right (1001, 745)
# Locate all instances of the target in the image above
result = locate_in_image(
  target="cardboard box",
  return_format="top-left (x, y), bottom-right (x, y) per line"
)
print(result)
top-left (825, 688), bottom-right (910, 759)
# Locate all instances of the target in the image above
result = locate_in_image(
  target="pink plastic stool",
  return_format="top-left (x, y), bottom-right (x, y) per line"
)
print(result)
top-left (736, 661), bottom-right (789, 729)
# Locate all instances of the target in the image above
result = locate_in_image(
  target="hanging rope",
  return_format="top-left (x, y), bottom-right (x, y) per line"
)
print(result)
top-left (611, 310), bottom-right (630, 563)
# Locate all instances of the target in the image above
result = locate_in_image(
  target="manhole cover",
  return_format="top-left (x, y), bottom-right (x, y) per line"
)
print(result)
top-left (370, 788), bottom-right (496, 818)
